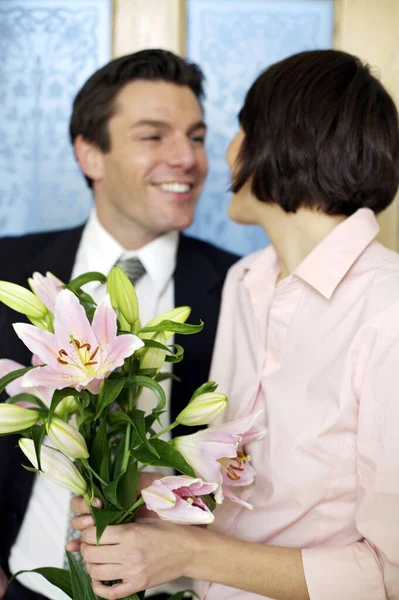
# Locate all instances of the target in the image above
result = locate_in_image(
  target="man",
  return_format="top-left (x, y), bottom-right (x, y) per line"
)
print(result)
top-left (0, 49), bottom-right (238, 600)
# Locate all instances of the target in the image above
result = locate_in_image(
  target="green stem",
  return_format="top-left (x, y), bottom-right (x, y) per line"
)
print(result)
top-left (114, 497), bottom-right (145, 525)
top-left (83, 461), bottom-right (108, 487)
top-left (151, 420), bottom-right (178, 440)
top-left (121, 422), bottom-right (131, 473)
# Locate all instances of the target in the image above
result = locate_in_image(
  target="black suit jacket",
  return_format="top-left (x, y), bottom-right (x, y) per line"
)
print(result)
top-left (0, 225), bottom-right (237, 578)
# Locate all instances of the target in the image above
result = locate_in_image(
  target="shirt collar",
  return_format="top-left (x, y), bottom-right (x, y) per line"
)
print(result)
top-left (239, 208), bottom-right (379, 300)
top-left (76, 210), bottom-right (178, 293)
top-left (120, 230), bottom-right (178, 296)
top-left (294, 208), bottom-right (379, 299)
top-left (75, 210), bottom-right (124, 279)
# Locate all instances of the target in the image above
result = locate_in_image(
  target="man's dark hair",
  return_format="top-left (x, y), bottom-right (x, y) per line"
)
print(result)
top-left (233, 49), bottom-right (399, 216)
top-left (70, 49), bottom-right (205, 187)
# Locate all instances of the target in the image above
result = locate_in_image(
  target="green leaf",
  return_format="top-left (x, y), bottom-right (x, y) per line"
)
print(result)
top-left (139, 319), bottom-right (204, 335)
top-left (116, 459), bottom-right (138, 510)
top-left (165, 343), bottom-right (184, 364)
top-left (66, 271), bottom-right (107, 291)
top-left (10, 567), bottom-right (73, 598)
top-left (66, 551), bottom-right (97, 600)
top-left (106, 474), bottom-right (126, 510)
top-left (155, 372), bottom-right (181, 383)
top-left (113, 411), bottom-right (159, 458)
top-left (141, 339), bottom-right (170, 352)
top-left (32, 422), bottom-right (46, 471)
top-left (91, 506), bottom-right (126, 543)
top-left (49, 388), bottom-right (90, 423)
top-left (5, 392), bottom-right (48, 411)
top-left (132, 439), bottom-right (196, 477)
top-left (190, 381), bottom-right (218, 402)
top-left (126, 375), bottom-right (166, 413)
top-left (111, 435), bottom-right (128, 480)
top-left (90, 420), bottom-right (110, 483)
top-left (0, 366), bottom-right (35, 395)
top-left (95, 377), bottom-right (127, 419)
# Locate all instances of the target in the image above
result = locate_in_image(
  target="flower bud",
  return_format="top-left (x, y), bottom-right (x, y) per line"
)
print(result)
top-left (142, 306), bottom-right (191, 341)
top-left (139, 331), bottom-right (167, 373)
top-left (0, 404), bottom-right (39, 433)
top-left (28, 272), bottom-right (64, 313)
top-left (176, 392), bottom-right (228, 426)
top-left (107, 267), bottom-right (139, 328)
top-left (19, 438), bottom-right (87, 495)
top-left (47, 417), bottom-right (89, 459)
top-left (55, 396), bottom-right (79, 420)
top-left (0, 281), bottom-right (48, 318)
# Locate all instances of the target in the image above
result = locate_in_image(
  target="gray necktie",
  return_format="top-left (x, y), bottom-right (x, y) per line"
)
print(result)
top-left (115, 255), bottom-right (146, 285)
top-left (64, 257), bottom-right (146, 567)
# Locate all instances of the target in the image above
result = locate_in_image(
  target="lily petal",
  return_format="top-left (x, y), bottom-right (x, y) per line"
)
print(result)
top-left (13, 323), bottom-right (59, 367)
top-left (99, 333), bottom-right (144, 376)
top-left (91, 294), bottom-right (117, 349)
top-left (20, 365), bottom-right (88, 391)
top-left (53, 290), bottom-right (97, 351)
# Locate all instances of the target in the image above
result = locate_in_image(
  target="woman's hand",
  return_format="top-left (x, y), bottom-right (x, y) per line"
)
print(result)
top-left (80, 520), bottom-right (198, 599)
top-left (65, 471), bottom-right (163, 553)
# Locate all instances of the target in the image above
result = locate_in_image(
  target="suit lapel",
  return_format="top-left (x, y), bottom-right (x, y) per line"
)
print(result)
top-left (25, 225), bottom-right (84, 283)
top-left (172, 235), bottom-right (224, 429)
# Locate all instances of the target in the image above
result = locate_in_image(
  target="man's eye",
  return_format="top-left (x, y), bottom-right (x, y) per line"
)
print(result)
top-left (191, 135), bottom-right (205, 144)
top-left (142, 136), bottom-right (161, 141)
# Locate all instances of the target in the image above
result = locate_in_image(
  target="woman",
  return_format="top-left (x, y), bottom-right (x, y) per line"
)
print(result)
top-left (69, 50), bottom-right (399, 599)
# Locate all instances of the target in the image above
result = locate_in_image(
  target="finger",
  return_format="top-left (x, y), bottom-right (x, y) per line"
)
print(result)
top-left (71, 514), bottom-right (95, 531)
top-left (92, 579), bottom-right (136, 600)
top-left (82, 525), bottom-right (126, 545)
top-left (85, 562), bottom-right (122, 581)
top-left (70, 495), bottom-right (101, 514)
top-left (65, 538), bottom-right (81, 553)
top-left (80, 542), bottom-right (121, 565)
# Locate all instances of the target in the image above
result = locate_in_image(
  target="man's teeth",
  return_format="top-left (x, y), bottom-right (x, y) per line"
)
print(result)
top-left (159, 183), bottom-right (191, 193)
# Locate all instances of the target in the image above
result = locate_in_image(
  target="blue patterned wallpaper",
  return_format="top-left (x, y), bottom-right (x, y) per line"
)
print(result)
top-left (186, 0), bottom-right (334, 255)
top-left (0, 0), bottom-right (333, 254)
top-left (0, 0), bottom-right (111, 235)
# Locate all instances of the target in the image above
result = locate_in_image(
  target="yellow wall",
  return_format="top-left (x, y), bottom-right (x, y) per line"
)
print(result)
top-left (112, 0), bottom-right (186, 57)
top-left (112, 0), bottom-right (399, 250)
top-left (334, 0), bottom-right (399, 250)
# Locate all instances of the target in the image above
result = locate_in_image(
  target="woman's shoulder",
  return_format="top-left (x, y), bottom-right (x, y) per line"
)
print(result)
top-left (225, 245), bottom-right (276, 284)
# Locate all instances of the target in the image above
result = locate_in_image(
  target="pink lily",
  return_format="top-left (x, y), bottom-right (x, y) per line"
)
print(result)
top-left (0, 358), bottom-right (52, 408)
top-left (141, 476), bottom-right (218, 524)
top-left (28, 271), bottom-right (64, 313)
top-left (219, 419), bottom-right (266, 509)
top-left (13, 289), bottom-right (144, 394)
top-left (173, 411), bottom-right (265, 503)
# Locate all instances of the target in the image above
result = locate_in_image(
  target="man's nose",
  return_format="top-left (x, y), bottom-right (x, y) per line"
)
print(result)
top-left (167, 135), bottom-right (197, 170)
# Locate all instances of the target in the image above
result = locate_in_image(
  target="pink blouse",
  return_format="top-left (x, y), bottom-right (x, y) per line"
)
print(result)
top-left (199, 209), bottom-right (399, 600)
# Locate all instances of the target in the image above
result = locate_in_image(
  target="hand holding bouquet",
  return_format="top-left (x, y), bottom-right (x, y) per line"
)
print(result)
top-left (0, 269), bottom-right (264, 600)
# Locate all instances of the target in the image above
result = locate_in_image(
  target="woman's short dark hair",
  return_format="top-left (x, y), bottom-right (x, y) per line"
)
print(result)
top-left (232, 49), bottom-right (399, 215)
top-left (70, 49), bottom-right (205, 187)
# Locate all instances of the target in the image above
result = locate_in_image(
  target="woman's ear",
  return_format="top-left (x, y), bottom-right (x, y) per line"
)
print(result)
top-left (73, 135), bottom-right (104, 183)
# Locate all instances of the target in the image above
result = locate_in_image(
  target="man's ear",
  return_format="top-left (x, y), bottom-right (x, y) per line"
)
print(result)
top-left (74, 135), bottom-right (104, 183)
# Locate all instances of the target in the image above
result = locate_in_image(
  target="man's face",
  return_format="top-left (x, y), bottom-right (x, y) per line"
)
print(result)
top-left (92, 80), bottom-right (208, 246)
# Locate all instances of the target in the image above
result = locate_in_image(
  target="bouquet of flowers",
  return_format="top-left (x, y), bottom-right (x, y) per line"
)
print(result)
top-left (0, 268), bottom-right (264, 600)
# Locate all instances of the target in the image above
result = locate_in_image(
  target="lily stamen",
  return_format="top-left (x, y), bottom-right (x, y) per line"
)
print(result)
top-left (227, 467), bottom-right (241, 481)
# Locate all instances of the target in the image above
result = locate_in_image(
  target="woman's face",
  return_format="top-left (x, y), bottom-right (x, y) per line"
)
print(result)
top-left (226, 129), bottom-right (262, 225)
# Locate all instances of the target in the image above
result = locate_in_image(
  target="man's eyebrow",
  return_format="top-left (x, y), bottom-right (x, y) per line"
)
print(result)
top-left (130, 119), bottom-right (207, 133)
top-left (188, 121), bottom-right (207, 135)
top-left (130, 119), bottom-right (170, 129)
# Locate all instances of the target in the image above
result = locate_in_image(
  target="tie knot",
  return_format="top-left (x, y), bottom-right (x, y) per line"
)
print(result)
top-left (116, 256), bottom-right (146, 285)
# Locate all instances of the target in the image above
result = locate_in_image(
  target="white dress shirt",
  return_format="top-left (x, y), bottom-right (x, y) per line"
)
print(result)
top-left (10, 211), bottom-right (185, 598)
